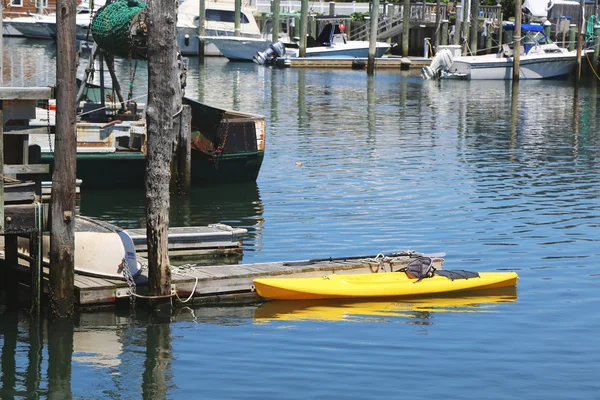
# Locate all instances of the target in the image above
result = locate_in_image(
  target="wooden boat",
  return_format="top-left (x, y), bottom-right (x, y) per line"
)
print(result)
top-left (30, 86), bottom-right (265, 188)
top-left (253, 270), bottom-right (519, 301)
top-left (254, 287), bottom-right (518, 321)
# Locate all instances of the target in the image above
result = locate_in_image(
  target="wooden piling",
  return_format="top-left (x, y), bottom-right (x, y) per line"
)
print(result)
top-left (455, 5), bottom-right (462, 46)
top-left (299, 0), bottom-right (308, 57)
top-left (402, 0), bottom-right (410, 56)
top-left (469, 0), bottom-right (479, 55)
top-left (50, 0), bottom-right (77, 318)
top-left (146, 0), bottom-right (182, 309)
top-left (462, 0), bottom-right (470, 55)
top-left (272, 0), bottom-right (281, 41)
top-left (569, 24), bottom-right (576, 51)
top-left (368, 0), bottom-right (380, 75)
top-left (234, 0), bottom-right (241, 37)
top-left (442, 19), bottom-right (449, 46)
top-left (198, 0), bottom-right (206, 58)
top-left (513, 0), bottom-right (522, 81)
top-left (576, 0), bottom-right (585, 84)
top-left (434, 0), bottom-right (441, 51)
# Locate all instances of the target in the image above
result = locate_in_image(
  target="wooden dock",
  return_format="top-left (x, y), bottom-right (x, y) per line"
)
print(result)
top-left (125, 224), bottom-right (247, 259)
top-left (7, 252), bottom-right (444, 308)
top-left (276, 56), bottom-right (431, 69)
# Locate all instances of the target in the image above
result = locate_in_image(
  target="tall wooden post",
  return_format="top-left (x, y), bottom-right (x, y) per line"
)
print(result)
top-left (497, 5), bottom-right (503, 48)
top-left (272, 0), bottom-right (281, 41)
top-left (368, 0), bottom-right (380, 75)
top-left (513, 0), bottom-right (521, 81)
top-left (50, 0), bottom-right (77, 318)
top-left (299, 0), bottom-right (308, 57)
top-left (234, 0), bottom-right (241, 37)
top-left (146, 0), bottom-right (181, 309)
top-left (575, 0), bottom-right (585, 84)
top-left (402, 0), bottom-right (410, 56)
top-left (442, 19), bottom-right (449, 46)
top-left (470, 0), bottom-right (479, 54)
top-left (462, 0), bottom-right (470, 55)
top-left (198, 0), bottom-right (206, 58)
top-left (434, 0), bottom-right (441, 51)
top-left (455, 5), bottom-right (462, 46)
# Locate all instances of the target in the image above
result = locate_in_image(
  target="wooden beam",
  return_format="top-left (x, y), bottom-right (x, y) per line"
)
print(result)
top-left (3, 126), bottom-right (56, 135)
top-left (4, 164), bottom-right (50, 175)
top-left (0, 87), bottom-right (55, 100)
top-left (3, 203), bottom-right (48, 234)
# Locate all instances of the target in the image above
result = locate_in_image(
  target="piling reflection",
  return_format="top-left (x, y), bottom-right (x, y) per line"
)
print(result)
top-left (26, 315), bottom-right (43, 398)
top-left (253, 287), bottom-right (518, 324)
top-left (142, 313), bottom-right (172, 400)
top-left (0, 312), bottom-right (18, 399)
top-left (47, 317), bottom-right (74, 400)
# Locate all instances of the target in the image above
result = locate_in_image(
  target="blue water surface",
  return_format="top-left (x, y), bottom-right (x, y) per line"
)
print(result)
top-left (1, 38), bottom-right (599, 399)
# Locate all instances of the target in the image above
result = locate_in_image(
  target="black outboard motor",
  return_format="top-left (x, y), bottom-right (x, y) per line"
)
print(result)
top-left (253, 41), bottom-right (286, 65)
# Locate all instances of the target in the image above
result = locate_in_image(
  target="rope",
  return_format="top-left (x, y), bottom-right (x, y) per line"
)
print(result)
top-left (585, 50), bottom-right (600, 80)
top-left (361, 250), bottom-right (422, 273)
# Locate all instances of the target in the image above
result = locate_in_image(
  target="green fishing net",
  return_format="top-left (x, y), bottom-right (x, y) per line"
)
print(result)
top-left (91, 0), bottom-right (147, 58)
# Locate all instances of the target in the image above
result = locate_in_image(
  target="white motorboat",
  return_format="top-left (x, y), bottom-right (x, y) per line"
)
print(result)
top-left (177, 0), bottom-right (262, 56)
top-left (15, 216), bottom-right (141, 280)
top-left (254, 23), bottom-right (391, 64)
top-left (422, 23), bottom-right (577, 80)
top-left (39, 8), bottom-right (99, 41)
top-left (3, 13), bottom-right (55, 39)
top-left (203, 12), bottom-right (294, 61)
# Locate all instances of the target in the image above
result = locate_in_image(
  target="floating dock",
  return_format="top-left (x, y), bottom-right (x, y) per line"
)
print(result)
top-left (125, 224), bottom-right (247, 259)
top-left (275, 56), bottom-right (430, 69)
top-left (7, 252), bottom-right (444, 308)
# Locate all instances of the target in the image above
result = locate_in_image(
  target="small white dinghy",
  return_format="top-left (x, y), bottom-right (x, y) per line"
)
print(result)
top-left (17, 215), bottom-right (141, 280)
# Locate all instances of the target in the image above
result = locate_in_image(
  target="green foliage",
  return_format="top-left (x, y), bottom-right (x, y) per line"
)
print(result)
top-left (351, 11), bottom-right (369, 21)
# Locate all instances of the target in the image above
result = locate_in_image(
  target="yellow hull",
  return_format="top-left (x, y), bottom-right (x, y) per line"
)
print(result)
top-left (253, 271), bottom-right (518, 301)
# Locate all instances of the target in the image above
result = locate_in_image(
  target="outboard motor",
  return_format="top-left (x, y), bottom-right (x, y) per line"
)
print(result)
top-left (254, 41), bottom-right (286, 65)
top-left (421, 49), bottom-right (454, 80)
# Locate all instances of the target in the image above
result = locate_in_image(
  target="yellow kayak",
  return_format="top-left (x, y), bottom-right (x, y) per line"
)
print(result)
top-left (253, 271), bottom-right (518, 301)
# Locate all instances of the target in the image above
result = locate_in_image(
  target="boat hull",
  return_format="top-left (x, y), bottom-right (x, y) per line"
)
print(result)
top-left (293, 42), bottom-right (391, 59)
top-left (448, 52), bottom-right (577, 80)
top-left (207, 36), bottom-right (272, 61)
top-left (254, 271), bottom-right (519, 300)
top-left (40, 149), bottom-right (264, 188)
top-left (16, 216), bottom-right (140, 280)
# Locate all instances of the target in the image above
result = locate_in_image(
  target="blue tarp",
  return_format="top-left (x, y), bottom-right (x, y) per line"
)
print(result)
top-left (503, 23), bottom-right (545, 32)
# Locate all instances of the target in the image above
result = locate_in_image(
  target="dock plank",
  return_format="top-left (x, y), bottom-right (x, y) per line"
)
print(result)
top-left (6, 251), bottom-right (445, 307)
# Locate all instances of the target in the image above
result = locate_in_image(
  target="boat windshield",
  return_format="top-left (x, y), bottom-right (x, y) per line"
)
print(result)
top-left (523, 31), bottom-right (552, 46)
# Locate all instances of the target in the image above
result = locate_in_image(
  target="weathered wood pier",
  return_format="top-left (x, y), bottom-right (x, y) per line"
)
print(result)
top-left (5, 252), bottom-right (444, 308)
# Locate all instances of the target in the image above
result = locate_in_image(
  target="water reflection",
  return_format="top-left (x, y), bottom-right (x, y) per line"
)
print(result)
top-left (253, 287), bottom-right (518, 324)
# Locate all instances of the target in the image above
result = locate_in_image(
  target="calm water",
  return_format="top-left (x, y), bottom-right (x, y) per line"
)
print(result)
top-left (1, 37), bottom-right (600, 399)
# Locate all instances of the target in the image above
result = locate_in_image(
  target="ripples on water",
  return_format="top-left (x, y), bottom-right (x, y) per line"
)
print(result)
top-left (1, 38), bottom-right (599, 399)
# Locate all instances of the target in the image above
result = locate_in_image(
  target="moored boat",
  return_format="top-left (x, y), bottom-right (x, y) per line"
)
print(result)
top-left (422, 23), bottom-right (578, 80)
top-left (253, 270), bottom-right (519, 301)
